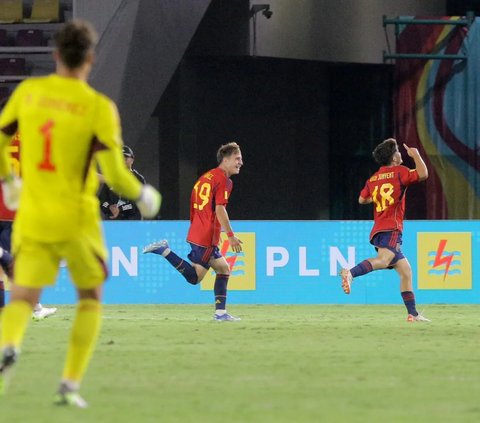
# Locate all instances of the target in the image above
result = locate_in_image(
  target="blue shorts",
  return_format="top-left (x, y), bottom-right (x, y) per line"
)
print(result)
top-left (371, 231), bottom-right (405, 266)
top-left (0, 221), bottom-right (12, 252)
top-left (187, 244), bottom-right (223, 270)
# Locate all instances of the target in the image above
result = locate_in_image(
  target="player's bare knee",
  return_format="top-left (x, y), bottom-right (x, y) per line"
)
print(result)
top-left (217, 266), bottom-right (230, 276)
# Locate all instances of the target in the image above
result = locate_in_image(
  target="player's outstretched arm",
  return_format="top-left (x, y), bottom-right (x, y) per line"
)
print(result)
top-left (216, 204), bottom-right (242, 253)
top-left (96, 148), bottom-right (162, 218)
top-left (403, 143), bottom-right (428, 181)
top-left (96, 148), bottom-right (141, 199)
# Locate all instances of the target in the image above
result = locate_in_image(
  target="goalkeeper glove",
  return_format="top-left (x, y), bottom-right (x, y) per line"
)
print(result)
top-left (136, 184), bottom-right (161, 218)
top-left (1, 175), bottom-right (22, 211)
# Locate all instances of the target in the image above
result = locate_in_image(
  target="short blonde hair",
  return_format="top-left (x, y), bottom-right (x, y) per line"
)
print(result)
top-left (217, 142), bottom-right (240, 164)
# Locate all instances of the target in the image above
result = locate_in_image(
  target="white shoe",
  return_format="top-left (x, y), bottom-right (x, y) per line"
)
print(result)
top-left (214, 313), bottom-right (241, 322)
top-left (407, 314), bottom-right (430, 322)
top-left (54, 381), bottom-right (88, 408)
top-left (142, 239), bottom-right (169, 255)
top-left (32, 306), bottom-right (57, 321)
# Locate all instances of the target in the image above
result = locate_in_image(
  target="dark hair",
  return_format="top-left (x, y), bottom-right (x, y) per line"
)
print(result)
top-left (217, 142), bottom-right (240, 164)
top-left (54, 19), bottom-right (98, 69)
top-left (372, 138), bottom-right (398, 166)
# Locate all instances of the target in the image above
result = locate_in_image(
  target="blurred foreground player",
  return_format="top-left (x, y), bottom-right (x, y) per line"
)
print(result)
top-left (339, 138), bottom-right (429, 322)
top-left (0, 19), bottom-right (161, 406)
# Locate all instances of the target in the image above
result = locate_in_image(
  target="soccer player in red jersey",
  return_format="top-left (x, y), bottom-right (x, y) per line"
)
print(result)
top-left (0, 100), bottom-right (56, 319)
top-left (339, 138), bottom-right (430, 322)
top-left (0, 130), bottom-right (18, 315)
top-left (143, 142), bottom-right (243, 321)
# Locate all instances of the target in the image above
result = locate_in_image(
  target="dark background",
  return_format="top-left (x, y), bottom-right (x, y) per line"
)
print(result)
top-left (150, 0), bottom-right (472, 221)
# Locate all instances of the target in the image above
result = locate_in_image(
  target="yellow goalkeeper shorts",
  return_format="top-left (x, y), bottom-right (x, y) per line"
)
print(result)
top-left (12, 224), bottom-right (108, 290)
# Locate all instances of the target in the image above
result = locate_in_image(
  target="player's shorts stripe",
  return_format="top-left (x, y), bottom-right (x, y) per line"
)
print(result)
top-left (202, 246), bottom-right (213, 263)
top-left (389, 231), bottom-right (398, 247)
top-left (95, 253), bottom-right (108, 281)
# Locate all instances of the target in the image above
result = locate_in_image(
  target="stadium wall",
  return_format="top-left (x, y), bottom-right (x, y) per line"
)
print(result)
top-left (250, 0), bottom-right (446, 63)
top-left (16, 221), bottom-right (479, 305)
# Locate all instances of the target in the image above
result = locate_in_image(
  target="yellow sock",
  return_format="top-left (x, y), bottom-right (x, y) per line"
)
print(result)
top-left (62, 299), bottom-right (102, 383)
top-left (0, 300), bottom-right (32, 349)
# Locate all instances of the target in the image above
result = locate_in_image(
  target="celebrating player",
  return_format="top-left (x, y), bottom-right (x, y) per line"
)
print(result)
top-left (0, 20), bottom-right (161, 406)
top-left (143, 142), bottom-right (243, 321)
top-left (339, 138), bottom-right (430, 322)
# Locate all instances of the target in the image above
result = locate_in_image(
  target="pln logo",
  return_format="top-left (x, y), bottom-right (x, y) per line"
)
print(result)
top-left (201, 232), bottom-right (256, 291)
top-left (417, 232), bottom-right (471, 290)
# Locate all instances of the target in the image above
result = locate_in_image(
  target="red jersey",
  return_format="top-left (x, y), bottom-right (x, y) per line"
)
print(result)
top-left (0, 134), bottom-right (20, 221)
top-left (187, 167), bottom-right (233, 247)
top-left (360, 165), bottom-right (418, 241)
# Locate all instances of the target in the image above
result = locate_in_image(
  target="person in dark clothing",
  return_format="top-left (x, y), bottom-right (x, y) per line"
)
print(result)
top-left (98, 146), bottom-right (146, 220)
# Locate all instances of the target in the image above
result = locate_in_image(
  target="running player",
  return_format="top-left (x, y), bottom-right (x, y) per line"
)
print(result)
top-left (143, 142), bottom-right (243, 321)
top-left (339, 138), bottom-right (430, 322)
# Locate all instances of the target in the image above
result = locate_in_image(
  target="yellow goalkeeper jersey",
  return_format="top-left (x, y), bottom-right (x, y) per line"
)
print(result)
top-left (0, 74), bottom-right (142, 242)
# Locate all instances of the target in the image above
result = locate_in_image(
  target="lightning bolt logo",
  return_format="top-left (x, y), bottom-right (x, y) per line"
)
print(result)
top-left (432, 239), bottom-right (453, 281)
top-left (220, 240), bottom-right (238, 272)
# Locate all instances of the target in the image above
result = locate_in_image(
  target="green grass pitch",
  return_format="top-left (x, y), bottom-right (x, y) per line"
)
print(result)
top-left (2, 304), bottom-right (480, 423)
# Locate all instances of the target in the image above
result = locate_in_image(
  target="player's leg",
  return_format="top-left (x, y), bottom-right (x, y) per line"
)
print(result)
top-left (0, 236), bottom-right (59, 395)
top-left (143, 240), bottom-right (208, 285)
top-left (0, 221), bottom-right (56, 320)
top-left (340, 232), bottom-right (397, 294)
top-left (340, 247), bottom-right (395, 294)
top-left (393, 257), bottom-right (430, 322)
top-left (53, 286), bottom-right (102, 408)
top-left (0, 222), bottom-right (13, 313)
top-left (0, 269), bottom-right (4, 314)
top-left (54, 228), bottom-right (107, 408)
top-left (209, 253), bottom-right (240, 322)
top-left (0, 284), bottom-right (43, 394)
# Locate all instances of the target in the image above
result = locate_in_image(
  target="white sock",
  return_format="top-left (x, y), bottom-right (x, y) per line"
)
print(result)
top-left (61, 379), bottom-right (80, 392)
top-left (215, 309), bottom-right (226, 316)
top-left (33, 303), bottom-right (42, 312)
top-left (161, 248), bottom-right (171, 258)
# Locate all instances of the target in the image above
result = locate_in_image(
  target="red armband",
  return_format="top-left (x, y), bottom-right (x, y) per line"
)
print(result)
top-left (226, 231), bottom-right (234, 238)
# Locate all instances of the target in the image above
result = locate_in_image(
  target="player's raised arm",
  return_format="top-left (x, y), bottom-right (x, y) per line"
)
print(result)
top-left (403, 143), bottom-right (428, 181)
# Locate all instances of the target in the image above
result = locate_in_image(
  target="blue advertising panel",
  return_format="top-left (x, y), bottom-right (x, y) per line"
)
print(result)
top-left (14, 220), bottom-right (480, 305)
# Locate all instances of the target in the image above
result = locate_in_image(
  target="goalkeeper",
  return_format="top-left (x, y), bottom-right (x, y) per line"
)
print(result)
top-left (0, 19), bottom-right (161, 407)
